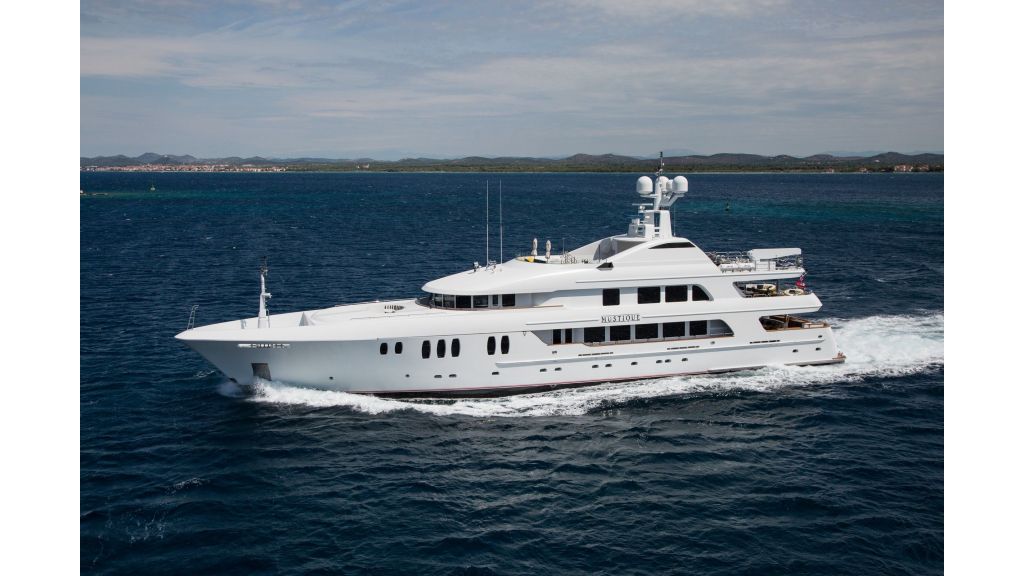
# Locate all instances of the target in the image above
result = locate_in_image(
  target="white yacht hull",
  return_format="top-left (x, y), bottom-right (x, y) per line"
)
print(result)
top-left (178, 304), bottom-right (844, 397)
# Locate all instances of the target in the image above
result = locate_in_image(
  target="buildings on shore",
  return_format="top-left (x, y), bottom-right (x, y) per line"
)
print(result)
top-left (81, 164), bottom-right (288, 173)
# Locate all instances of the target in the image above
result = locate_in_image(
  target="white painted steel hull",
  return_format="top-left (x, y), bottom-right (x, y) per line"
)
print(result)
top-left (177, 302), bottom-right (843, 397)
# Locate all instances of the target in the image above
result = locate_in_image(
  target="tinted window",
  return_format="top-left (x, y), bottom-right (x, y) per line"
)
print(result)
top-left (432, 293), bottom-right (443, 307)
top-left (553, 329), bottom-right (562, 345)
top-left (492, 295), bottom-right (499, 306)
top-left (690, 320), bottom-right (708, 336)
top-left (666, 285), bottom-right (688, 302)
top-left (443, 294), bottom-right (455, 308)
top-left (437, 339), bottom-right (446, 358)
top-left (473, 295), bottom-right (488, 308)
top-left (456, 295), bottom-right (471, 309)
top-left (395, 342), bottom-right (403, 354)
top-left (603, 289), bottom-right (620, 306)
top-left (663, 322), bottom-right (686, 338)
top-left (564, 329), bottom-right (573, 343)
top-left (635, 323), bottom-right (658, 339)
top-left (609, 325), bottom-right (631, 341)
top-left (452, 338), bottom-right (460, 357)
top-left (421, 340), bottom-right (431, 358)
top-left (487, 336), bottom-right (496, 355)
top-left (651, 241), bottom-right (695, 249)
top-left (379, 342), bottom-right (388, 355)
top-left (584, 327), bottom-right (606, 343)
top-left (638, 286), bottom-right (660, 304)
top-left (500, 335), bottom-right (510, 354)
top-left (502, 294), bottom-right (516, 307)
top-left (693, 286), bottom-right (711, 301)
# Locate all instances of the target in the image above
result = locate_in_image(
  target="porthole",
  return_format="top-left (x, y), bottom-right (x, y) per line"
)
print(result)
top-left (452, 338), bottom-right (461, 357)
top-left (395, 342), bottom-right (403, 354)
top-left (487, 336), bottom-right (496, 355)
top-left (501, 335), bottom-right (510, 354)
top-left (540, 368), bottom-right (547, 372)
top-left (631, 361), bottom-right (638, 366)
top-left (421, 340), bottom-right (431, 359)
top-left (379, 342), bottom-right (388, 355)
top-left (792, 349), bottom-right (798, 353)
top-left (554, 367), bottom-right (562, 371)
top-left (437, 339), bottom-right (447, 358)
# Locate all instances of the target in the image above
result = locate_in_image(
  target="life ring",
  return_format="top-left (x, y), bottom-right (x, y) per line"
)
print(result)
top-left (783, 288), bottom-right (805, 296)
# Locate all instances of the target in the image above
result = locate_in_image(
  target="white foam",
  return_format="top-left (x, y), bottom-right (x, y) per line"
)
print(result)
top-left (242, 313), bottom-right (944, 418)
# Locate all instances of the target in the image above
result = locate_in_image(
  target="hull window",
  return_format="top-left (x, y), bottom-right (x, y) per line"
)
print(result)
top-left (553, 329), bottom-right (562, 345)
top-left (635, 323), bottom-right (659, 340)
top-left (473, 295), bottom-right (489, 308)
top-left (609, 325), bottom-right (631, 341)
top-left (437, 339), bottom-right (447, 358)
top-left (456, 295), bottom-right (471, 309)
top-left (663, 322), bottom-right (686, 338)
top-left (666, 285), bottom-right (688, 302)
top-left (379, 342), bottom-right (388, 355)
top-left (638, 286), bottom-right (661, 304)
top-left (603, 289), bottom-right (620, 306)
top-left (502, 294), bottom-right (516, 307)
top-left (564, 328), bottom-right (573, 343)
top-left (501, 335), bottom-right (510, 354)
top-left (689, 320), bottom-right (708, 336)
top-left (487, 336), bottom-right (496, 355)
top-left (395, 342), bottom-right (403, 354)
top-left (452, 338), bottom-right (461, 357)
top-left (584, 327), bottom-right (606, 343)
top-left (421, 340), bottom-right (431, 359)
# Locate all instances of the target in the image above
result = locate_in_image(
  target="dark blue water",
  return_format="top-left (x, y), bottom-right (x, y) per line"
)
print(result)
top-left (81, 173), bottom-right (943, 575)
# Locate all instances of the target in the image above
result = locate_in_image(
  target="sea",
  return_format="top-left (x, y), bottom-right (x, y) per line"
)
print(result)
top-left (80, 172), bottom-right (943, 575)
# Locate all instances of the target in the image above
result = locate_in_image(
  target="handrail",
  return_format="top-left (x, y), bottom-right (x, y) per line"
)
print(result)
top-left (186, 305), bottom-right (199, 330)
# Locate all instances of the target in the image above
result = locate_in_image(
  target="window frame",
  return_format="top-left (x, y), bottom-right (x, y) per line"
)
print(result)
top-left (637, 286), bottom-right (661, 304)
top-left (602, 288), bottom-right (620, 306)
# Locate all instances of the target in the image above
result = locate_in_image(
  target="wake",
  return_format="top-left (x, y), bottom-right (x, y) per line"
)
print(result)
top-left (231, 313), bottom-right (943, 418)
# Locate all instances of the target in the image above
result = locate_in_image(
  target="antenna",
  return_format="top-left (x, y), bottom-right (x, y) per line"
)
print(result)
top-left (257, 256), bottom-right (272, 328)
top-left (657, 150), bottom-right (665, 177)
top-left (485, 181), bottom-right (490, 264)
top-left (499, 180), bottom-right (504, 263)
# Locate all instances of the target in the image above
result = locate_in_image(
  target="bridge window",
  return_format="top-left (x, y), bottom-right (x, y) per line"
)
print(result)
top-left (473, 295), bottom-right (489, 308)
top-left (379, 342), bottom-right (388, 355)
top-left (603, 288), bottom-right (620, 306)
top-left (421, 340), bottom-right (431, 358)
top-left (452, 338), bottom-right (461, 357)
top-left (443, 294), bottom-right (455, 308)
top-left (501, 335), bottom-right (510, 354)
top-left (693, 286), bottom-right (711, 301)
top-left (635, 323), bottom-right (658, 339)
top-left (584, 327), bottom-right (606, 343)
top-left (663, 322), bottom-right (686, 338)
top-left (609, 325), bottom-right (631, 341)
top-left (638, 286), bottom-right (661, 304)
top-left (432, 293), bottom-right (443, 307)
top-left (666, 285), bottom-right (688, 302)
top-left (456, 295), bottom-right (471, 309)
top-left (437, 339), bottom-right (447, 358)
top-left (502, 294), bottom-right (516, 307)
top-left (487, 336), bottom-right (496, 355)
top-left (395, 342), bottom-right (403, 354)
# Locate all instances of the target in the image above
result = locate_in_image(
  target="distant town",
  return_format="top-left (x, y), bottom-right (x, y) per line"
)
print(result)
top-left (80, 152), bottom-right (944, 174)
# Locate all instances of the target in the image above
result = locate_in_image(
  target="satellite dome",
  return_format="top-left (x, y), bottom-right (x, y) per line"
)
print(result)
top-left (671, 176), bottom-right (689, 193)
top-left (656, 176), bottom-right (670, 192)
top-left (636, 176), bottom-right (653, 194)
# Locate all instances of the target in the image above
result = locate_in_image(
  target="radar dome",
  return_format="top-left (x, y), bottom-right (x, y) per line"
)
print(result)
top-left (656, 176), bottom-right (670, 192)
top-left (671, 176), bottom-right (689, 193)
top-left (636, 176), bottom-right (653, 194)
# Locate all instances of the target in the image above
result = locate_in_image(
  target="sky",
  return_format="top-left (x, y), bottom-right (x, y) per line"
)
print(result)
top-left (80, 0), bottom-right (944, 159)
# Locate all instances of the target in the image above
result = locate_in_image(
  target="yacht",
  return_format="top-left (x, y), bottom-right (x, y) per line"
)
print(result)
top-left (176, 166), bottom-right (845, 397)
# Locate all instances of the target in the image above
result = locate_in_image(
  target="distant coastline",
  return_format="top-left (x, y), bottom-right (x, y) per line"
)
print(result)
top-left (80, 151), bottom-right (944, 174)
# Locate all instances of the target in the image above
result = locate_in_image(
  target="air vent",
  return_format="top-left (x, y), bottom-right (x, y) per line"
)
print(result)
top-left (597, 262), bottom-right (614, 270)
